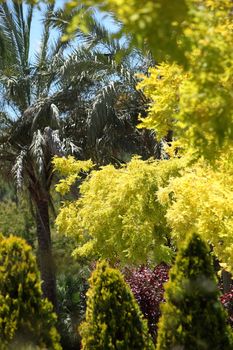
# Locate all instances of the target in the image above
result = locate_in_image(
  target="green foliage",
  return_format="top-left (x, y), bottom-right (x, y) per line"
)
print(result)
top-left (54, 233), bottom-right (91, 349)
top-left (80, 260), bottom-right (155, 350)
top-left (0, 179), bottom-right (14, 201)
top-left (55, 156), bottom-right (187, 264)
top-left (156, 233), bottom-right (233, 350)
top-left (0, 235), bottom-right (61, 350)
top-left (57, 271), bottom-right (89, 350)
top-left (0, 198), bottom-right (35, 244)
top-left (0, 179), bottom-right (35, 244)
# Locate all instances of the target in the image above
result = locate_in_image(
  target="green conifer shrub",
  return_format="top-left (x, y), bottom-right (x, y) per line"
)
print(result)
top-left (0, 235), bottom-right (61, 350)
top-left (156, 233), bottom-right (233, 350)
top-left (80, 261), bottom-right (155, 350)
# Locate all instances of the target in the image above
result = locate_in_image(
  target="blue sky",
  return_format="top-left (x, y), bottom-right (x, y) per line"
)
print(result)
top-left (30, 0), bottom-right (118, 59)
top-left (30, 0), bottom-right (66, 57)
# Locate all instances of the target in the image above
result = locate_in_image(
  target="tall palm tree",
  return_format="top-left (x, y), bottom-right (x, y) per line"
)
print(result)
top-left (0, 1), bottom-right (155, 309)
top-left (0, 1), bottom-right (87, 308)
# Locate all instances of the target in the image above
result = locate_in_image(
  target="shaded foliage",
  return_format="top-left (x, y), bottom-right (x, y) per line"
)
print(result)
top-left (0, 198), bottom-right (35, 245)
top-left (156, 233), bottom-right (233, 350)
top-left (221, 290), bottom-right (233, 329)
top-left (125, 264), bottom-right (169, 342)
top-left (57, 272), bottom-right (89, 350)
top-left (53, 234), bottom-right (91, 350)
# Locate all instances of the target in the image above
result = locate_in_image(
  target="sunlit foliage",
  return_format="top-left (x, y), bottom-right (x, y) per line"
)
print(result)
top-left (53, 156), bottom-right (93, 196)
top-left (64, 0), bottom-right (189, 64)
top-left (53, 0), bottom-right (233, 277)
top-left (0, 235), bottom-right (61, 349)
top-left (80, 260), bottom-right (155, 349)
top-left (54, 151), bottom-right (233, 272)
top-left (54, 156), bottom-right (187, 264)
top-left (157, 150), bottom-right (233, 273)
top-left (137, 57), bottom-right (233, 158)
top-left (137, 63), bottom-right (185, 141)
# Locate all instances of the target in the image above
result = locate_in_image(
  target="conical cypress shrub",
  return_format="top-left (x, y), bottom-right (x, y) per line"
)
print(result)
top-left (80, 260), bottom-right (155, 350)
top-left (0, 235), bottom-right (61, 349)
top-left (156, 233), bottom-right (233, 350)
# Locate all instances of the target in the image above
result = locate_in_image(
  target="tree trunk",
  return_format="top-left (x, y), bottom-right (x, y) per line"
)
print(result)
top-left (222, 269), bottom-right (232, 293)
top-left (35, 199), bottom-right (57, 310)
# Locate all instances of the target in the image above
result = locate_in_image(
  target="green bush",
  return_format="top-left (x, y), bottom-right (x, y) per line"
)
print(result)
top-left (57, 272), bottom-right (89, 350)
top-left (156, 233), bottom-right (233, 350)
top-left (80, 261), bottom-right (155, 350)
top-left (0, 235), bottom-right (61, 350)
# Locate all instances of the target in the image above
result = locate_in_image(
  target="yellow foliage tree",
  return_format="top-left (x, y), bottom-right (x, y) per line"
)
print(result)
top-left (157, 151), bottom-right (233, 273)
top-left (52, 1), bottom-right (233, 273)
top-left (54, 153), bottom-right (233, 273)
top-left (54, 156), bottom-right (187, 264)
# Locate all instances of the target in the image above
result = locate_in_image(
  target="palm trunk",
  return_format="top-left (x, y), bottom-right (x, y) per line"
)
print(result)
top-left (222, 270), bottom-right (232, 293)
top-left (35, 198), bottom-right (57, 310)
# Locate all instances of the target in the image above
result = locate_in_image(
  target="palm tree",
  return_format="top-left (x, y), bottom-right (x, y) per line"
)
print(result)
top-left (0, 1), bottom-right (155, 309)
top-left (0, 1), bottom-right (86, 308)
top-left (51, 7), bottom-right (157, 163)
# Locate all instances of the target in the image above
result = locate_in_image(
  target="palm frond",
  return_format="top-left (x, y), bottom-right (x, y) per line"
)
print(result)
top-left (25, 100), bottom-right (60, 133)
top-left (0, 3), bottom-right (155, 201)
top-left (0, 73), bottom-right (31, 112)
top-left (0, 2), bottom-right (34, 109)
top-left (87, 81), bottom-right (121, 144)
top-left (0, 2), bottom-right (21, 64)
top-left (30, 130), bottom-right (45, 175)
top-left (59, 48), bottom-right (106, 81)
top-left (0, 30), bottom-right (6, 58)
top-left (43, 127), bottom-right (63, 156)
top-left (76, 14), bottom-right (115, 50)
top-left (12, 149), bottom-right (27, 190)
top-left (61, 138), bottom-right (82, 157)
top-left (24, 4), bottom-right (34, 60)
top-left (0, 111), bottom-right (14, 128)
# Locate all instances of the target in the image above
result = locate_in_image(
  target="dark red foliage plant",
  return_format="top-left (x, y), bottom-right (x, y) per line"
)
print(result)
top-left (220, 290), bottom-right (233, 328)
top-left (124, 262), bottom-right (232, 344)
top-left (124, 263), bottom-right (169, 342)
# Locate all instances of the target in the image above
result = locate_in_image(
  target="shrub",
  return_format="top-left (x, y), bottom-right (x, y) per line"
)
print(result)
top-left (125, 263), bottom-right (169, 341)
top-left (80, 260), bottom-right (155, 350)
top-left (126, 263), bottom-right (233, 341)
top-left (57, 272), bottom-right (89, 350)
top-left (221, 290), bottom-right (233, 328)
top-left (156, 233), bottom-right (233, 350)
top-left (0, 235), bottom-right (61, 350)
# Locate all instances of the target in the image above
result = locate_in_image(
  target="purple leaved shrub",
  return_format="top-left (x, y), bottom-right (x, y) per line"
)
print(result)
top-left (124, 262), bottom-right (232, 344)
top-left (124, 264), bottom-right (169, 341)
top-left (221, 290), bottom-right (233, 328)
